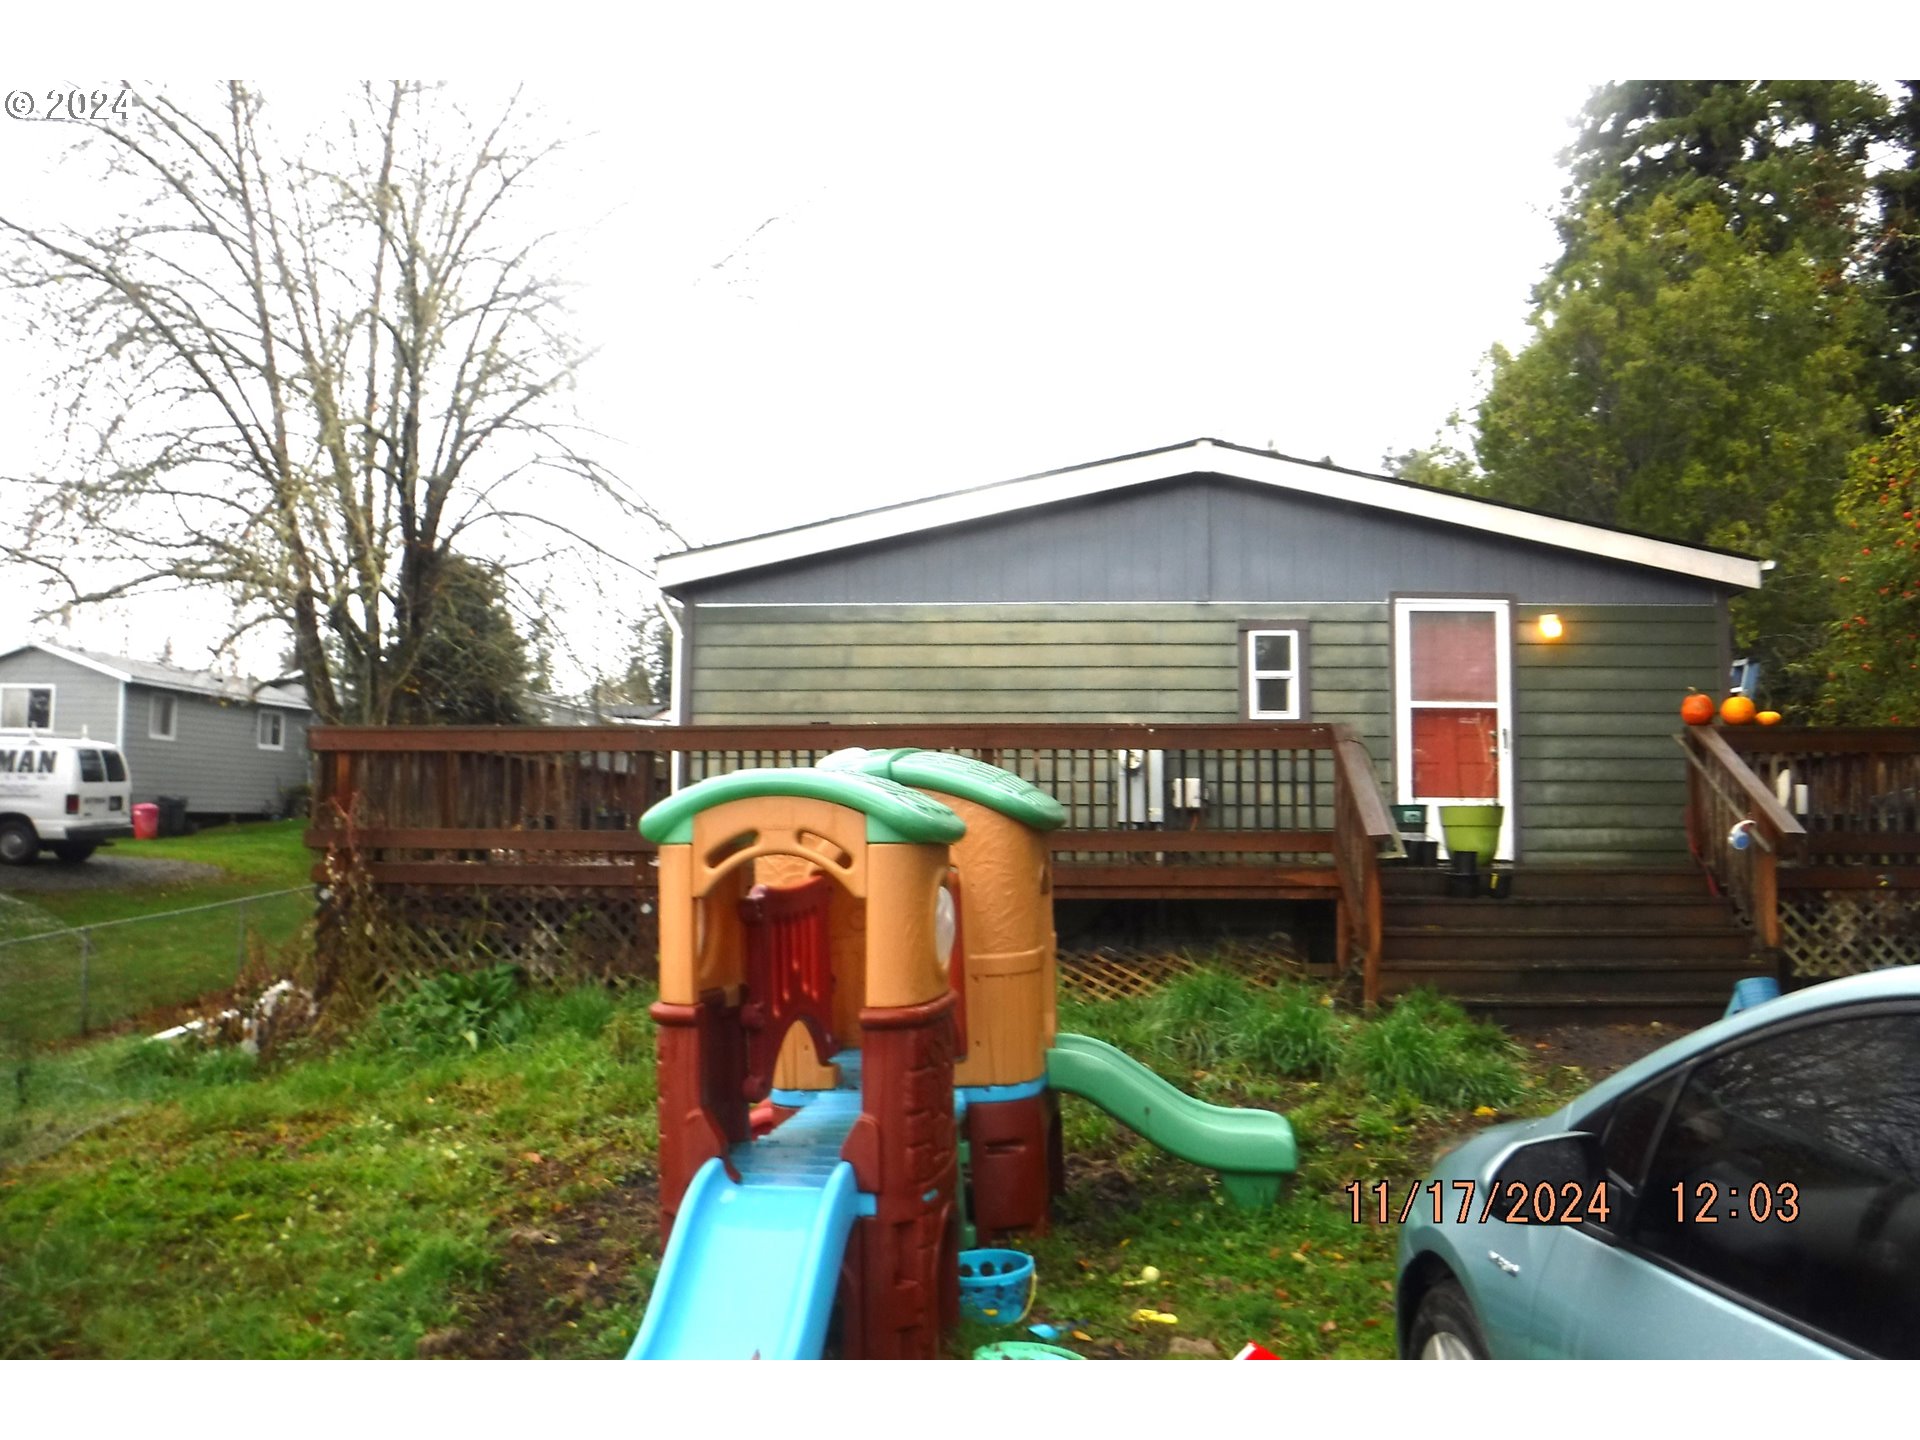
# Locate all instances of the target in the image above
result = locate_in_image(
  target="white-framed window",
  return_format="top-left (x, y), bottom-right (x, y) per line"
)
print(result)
top-left (150, 692), bottom-right (177, 741)
top-left (0, 684), bottom-right (54, 729)
top-left (257, 709), bottom-right (285, 750)
top-left (1242, 624), bottom-right (1307, 720)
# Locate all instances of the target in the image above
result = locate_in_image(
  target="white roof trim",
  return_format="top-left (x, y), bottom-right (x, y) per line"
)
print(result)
top-left (657, 439), bottom-right (1767, 591)
top-left (0, 641), bottom-right (312, 709)
top-left (1, 641), bottom-right (132, 682)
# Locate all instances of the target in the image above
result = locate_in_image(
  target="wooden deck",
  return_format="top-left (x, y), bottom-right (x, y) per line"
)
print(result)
top-left (302, 721), bottom-right (1919, 1014)
top-left (306, 721), bottom-right (1395, 995)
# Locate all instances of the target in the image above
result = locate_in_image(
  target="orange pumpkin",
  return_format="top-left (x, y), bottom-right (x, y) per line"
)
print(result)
top-left (1756, 710), bottom-right (1782, 726)
top-left (1721, 694), bottom-right (1758, 725)
top-left (1680, 693), bottom-right (1715, 726)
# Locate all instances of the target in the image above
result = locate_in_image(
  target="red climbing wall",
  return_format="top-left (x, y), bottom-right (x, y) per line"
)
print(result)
top-left (651, 992), bottom-right (750, 1237)
top-left (838, 992), bottom-right (960, 1359)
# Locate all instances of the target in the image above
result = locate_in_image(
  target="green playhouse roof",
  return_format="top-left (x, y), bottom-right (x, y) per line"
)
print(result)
top-left (639, 767), bottom-right (968, 847)
top-left (820, 748), bottom-right (1067, 832)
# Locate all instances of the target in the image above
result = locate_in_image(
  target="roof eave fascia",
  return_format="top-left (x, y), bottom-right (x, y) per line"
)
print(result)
top-left (655, 440), bottom-right (1767, 592)
top-left (14, 642), bottom-right (135, 683)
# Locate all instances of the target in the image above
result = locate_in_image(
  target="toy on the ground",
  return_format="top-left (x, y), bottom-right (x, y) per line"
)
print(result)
top-left (627, 748), bottom-right (1296, 1360)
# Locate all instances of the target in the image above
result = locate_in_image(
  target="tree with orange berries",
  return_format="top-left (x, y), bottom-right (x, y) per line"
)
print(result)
top-left (1817, 407), bottom-right (1920, 725)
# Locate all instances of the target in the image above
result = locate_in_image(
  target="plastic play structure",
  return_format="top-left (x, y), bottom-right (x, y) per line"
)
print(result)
top-left (627, 748), bottom-right (1297, 1360)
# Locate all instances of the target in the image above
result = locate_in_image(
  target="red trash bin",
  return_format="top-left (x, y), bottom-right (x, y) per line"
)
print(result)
top-left (132, 802), bottom-right (160, 840)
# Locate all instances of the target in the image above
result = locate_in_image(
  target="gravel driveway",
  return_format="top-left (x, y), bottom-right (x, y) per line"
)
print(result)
top-left (0, 852), bottom-right (225, 894)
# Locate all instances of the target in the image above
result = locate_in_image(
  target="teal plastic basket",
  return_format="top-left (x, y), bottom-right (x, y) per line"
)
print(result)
top-left (974, 1341), bottom-right (1082, 1360)
top-left (958, 1248), bottom-right (1035, 1325)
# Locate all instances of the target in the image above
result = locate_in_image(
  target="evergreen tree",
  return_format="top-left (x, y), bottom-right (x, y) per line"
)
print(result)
top-left (1452, 81), bottom-right (1920, 709)
top-left (1816, 407), bottom-right (1920, 724)
top-left (388, 556), bottom-right (537, 725)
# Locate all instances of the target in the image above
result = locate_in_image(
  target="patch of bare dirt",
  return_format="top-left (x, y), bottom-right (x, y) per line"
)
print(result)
top-left (0, 853), bottom-right (223, 893)
top-left (424, 1161), bottom-right (660, 1359)
top-left (1509, 1019), bottom-right (1694, 1083)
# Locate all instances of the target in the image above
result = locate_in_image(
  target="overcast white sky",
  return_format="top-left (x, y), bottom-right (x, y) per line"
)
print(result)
top-left (0, 6), bottom-right (1892, 689)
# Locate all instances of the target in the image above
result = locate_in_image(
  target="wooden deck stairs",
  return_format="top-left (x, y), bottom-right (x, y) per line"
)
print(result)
top-left (1377, 864), bottom-right (1760, 1024)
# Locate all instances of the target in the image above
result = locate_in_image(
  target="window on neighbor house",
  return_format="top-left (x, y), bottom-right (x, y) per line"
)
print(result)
top-left (257, 710), bottom-right (285, 750)
top-left (150, 692), bottom-right (177, 741)
top-left (0, 685), bottom-right (54, 729)
top-left (1241, 625), bottom-right (1308, 720)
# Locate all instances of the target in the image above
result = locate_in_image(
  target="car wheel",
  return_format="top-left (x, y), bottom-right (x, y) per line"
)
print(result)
top-left (1408, 1279), bottom-right (1490, 1359)
top-left (52, 843), bottom-right (98, 864)
top-left (0, 819), bottom-right (40, 866)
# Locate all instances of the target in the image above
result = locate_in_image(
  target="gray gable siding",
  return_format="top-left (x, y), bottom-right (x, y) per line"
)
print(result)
top-left (119, 683), bottom-right (310, 813)
top-left (0, 649), bottom-right (124, 743)
top-left (679, 478), bottom-right (1725, 607)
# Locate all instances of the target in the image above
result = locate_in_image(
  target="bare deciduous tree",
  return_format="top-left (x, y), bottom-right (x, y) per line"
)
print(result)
top-left (1, 80), bottom-right (670, 722)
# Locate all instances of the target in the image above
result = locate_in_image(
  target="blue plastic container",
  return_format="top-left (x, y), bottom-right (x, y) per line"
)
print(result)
top-left (1725, 976), bottom-right (1782, 1017)
top-left (974, 1341), bottom-right (1082, 1359)
top-left (957, 1248), bottom-right (1035, 1325)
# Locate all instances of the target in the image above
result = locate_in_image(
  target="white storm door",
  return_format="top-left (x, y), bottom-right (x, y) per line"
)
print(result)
top-left (1393, 599), bottom-right (1514, 861)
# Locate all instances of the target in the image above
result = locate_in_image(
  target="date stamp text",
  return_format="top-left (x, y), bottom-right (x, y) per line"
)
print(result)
top-left (1344, 1178), bottom-right (1614, 1226)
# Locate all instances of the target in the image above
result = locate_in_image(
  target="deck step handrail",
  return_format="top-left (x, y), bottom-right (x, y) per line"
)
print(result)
top-left (1330, 725), bottom-right (1398, 1008)
top-left (1679, 727), bottom-right (1807, 949)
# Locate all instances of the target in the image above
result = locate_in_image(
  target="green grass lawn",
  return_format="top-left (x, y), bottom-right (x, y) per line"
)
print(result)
top-left (0, 965), bottom-right (1587, 1360)
top-left (0, 821), bottom-right (314, 1045)
top-left (1, 982), bottom-right (660, 1358)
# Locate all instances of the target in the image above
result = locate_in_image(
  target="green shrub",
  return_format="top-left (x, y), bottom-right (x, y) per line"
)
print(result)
top-left (603, 1003), bottom-right (654, 1064)
top-left (1344, 988), bottom-right (1526, 1109)
top-left (373, 966), bottom-right (529, 1054)
top-left (1152, 968), bottom-right (1258, 1071)
top-left (1056, 991), bottom-right (1164, 1068)
top-left (1239, 983), bottom-right (1342, 1079)
top-left (545, 984), bottom-right (616, 1038)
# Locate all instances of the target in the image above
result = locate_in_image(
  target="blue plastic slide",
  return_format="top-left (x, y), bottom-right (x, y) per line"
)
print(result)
top-left (627, 1156), bottom-right (859, 1359)
top-left (628, 1083), bottom-right (873, 1361)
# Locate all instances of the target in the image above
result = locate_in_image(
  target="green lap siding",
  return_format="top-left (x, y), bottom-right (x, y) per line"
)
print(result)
top-left (685, 600), bottom-right (1727, 864)
top-left (689, 602), bottom-right (1393, 781)
top-left (1512, 604), bottom-right (1724, 860)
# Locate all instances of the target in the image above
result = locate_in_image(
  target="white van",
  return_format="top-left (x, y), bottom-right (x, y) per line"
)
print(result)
top-left (0, 732), bottom-right (135, 864)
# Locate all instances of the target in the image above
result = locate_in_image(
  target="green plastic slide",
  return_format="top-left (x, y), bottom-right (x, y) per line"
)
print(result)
top-left (1046, 1033), bottom-right (1297, 1207)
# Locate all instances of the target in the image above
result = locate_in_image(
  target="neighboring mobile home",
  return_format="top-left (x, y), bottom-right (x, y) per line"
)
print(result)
top-left (655, 438), bottom-right (1766, 865)
top-left (0, 642), bottom-right (312, 817)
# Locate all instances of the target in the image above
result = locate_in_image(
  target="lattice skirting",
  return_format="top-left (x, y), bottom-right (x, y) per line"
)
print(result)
top-left (321, 885), bottom-right (1313, 998)
top-left (323, 885), bottom-right (659, 987)
top-left (1781, 891), bottom-right (1920, 979)
top-left (1057, 938), bottom-right (1308, 1001)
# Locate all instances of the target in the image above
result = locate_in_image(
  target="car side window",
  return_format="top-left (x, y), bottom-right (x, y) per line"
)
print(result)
top-left (1598, 1071), bottom-right (1681, 1195)
top-left (1628, 1012), bottom-right (1920, 1358)
top-left (78, 749), bottom-right (105, 783)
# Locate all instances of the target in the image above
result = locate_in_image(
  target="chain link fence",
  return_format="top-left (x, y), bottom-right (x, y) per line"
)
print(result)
top-left (0, 888), bottom-right (311, 1050)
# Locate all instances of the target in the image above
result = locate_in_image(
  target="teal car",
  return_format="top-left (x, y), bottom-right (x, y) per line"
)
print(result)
top-left (1396, 968), bottom-right (1920, 1359)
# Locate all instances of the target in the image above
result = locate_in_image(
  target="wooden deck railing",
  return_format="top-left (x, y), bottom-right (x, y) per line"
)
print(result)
top-left (1682, 726), bottom-right (1920, 977)
top-left (1332, 731), bottom-right (1396, 1006)
top-left (306, 721), bottom-right (1400, 989)
top-left (1679, 727), bottom-right (1806, 947)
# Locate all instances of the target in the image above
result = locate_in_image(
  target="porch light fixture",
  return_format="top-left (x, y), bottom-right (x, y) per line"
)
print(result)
top-left (1536, 613), bottom-right (1564, 640)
